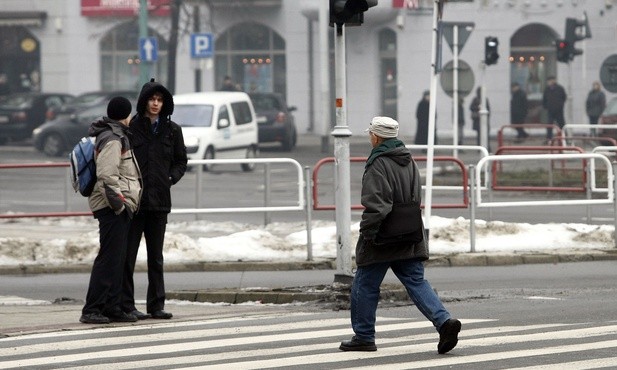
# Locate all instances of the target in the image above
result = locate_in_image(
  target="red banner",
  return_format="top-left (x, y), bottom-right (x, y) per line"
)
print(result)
top-left (81, 0), bottom-right (170, 17)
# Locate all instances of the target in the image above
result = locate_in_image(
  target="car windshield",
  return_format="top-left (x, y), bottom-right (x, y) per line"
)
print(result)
top-left (604, 98), bottom-right (617, 116)
top-left (74, 93), bottom-right (107, 105)
top-left (0, 94), bottom-right (33, 109)
top-left (250, 95), bottom-right (281, 111)
top-left (76, 104), bottom-right (107, 122)
top-left (173, 104), bottom-right (214, 127)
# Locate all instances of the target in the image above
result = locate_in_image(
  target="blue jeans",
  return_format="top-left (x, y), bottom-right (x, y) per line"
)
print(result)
top-left (350, 259), bottom-right (451, 342)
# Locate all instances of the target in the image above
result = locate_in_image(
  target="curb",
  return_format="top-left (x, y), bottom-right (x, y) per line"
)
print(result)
top-left (1, 251), bottom-right (616, 276)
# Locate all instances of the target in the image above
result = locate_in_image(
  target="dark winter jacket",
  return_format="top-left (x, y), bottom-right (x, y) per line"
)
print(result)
top-left (356, 139), bottom-right (428, 267)
top-left (129, 79), bottom-right (187, 213)
top-left (511, 88), bottom-right (528, 124)
top-left (88, 117), bottom-right (141, 215)
top-left (542, 84), bottom-right (567, 114)
top-left (586, 89), bottom-right (606, 118)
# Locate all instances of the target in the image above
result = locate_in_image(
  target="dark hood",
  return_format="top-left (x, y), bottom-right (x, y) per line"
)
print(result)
top-left (136, 78), bottom-right (174, 118)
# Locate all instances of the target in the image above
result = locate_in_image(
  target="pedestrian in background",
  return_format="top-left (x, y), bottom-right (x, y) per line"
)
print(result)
top-left (470, 87), bottom-right (490, 150)
top-left (511, 82), bottom-right (529, 141)
top-left (80, 97), bottom-right (142, 324)
top-left (122, 78), bottom-right (188, 320)
top-left (219, 75), bottom-right (238, 91)
top-left (542, 76), bottom-right (567, 140)
top-left (339, 116), bottom-right (461, 354)
top-left (586, 81), bottom-right (606, 135)
top-left (414, 90), bottom-right (433, 146)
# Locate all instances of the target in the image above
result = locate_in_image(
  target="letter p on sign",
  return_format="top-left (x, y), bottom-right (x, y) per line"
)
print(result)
top-left (191, 33), bottom-right (214, 58)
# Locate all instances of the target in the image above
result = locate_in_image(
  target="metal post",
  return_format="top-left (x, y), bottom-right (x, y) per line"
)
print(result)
top-left (469, 165), bottom-right (476, 253)
top-left (304, 166), bottom-right (314, 261)
top-left (585, 159), bottom-right (592, 223)
top-left (319, 0), bottom-right (331, 153)
top-left (196, 166), bottom-right (203, 221)
top-left (193, 5), bottom-right (201, 92)
top-left (480, 72), bottom-right (489, 152)
top-left (332, 23), bottom-right (353, 284)
top-left (613, 162), bottom-right (617, 249)
top-left (64, 167), bottom-right (71, 212)
top-left (138, 0), bottom-right (149, 87)
top-left (452, 25), bottom-right (459, 158)
top-left (264, 163), bottom-right (271, 226)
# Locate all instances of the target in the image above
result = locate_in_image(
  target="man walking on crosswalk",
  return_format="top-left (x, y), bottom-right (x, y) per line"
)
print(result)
top-left (340, 116), bottom-right (461, 354)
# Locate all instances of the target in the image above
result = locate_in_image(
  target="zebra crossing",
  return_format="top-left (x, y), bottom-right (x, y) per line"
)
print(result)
top-left (1, 312), bottom-right (616, 369)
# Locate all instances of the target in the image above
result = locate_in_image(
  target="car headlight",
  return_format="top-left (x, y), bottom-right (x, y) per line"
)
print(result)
top-left (184, 136), bottom-right (200, 154)
top-left (32, 127), bottom-right (42, 136)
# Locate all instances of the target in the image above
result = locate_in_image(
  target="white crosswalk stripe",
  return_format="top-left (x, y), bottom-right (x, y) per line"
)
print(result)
top-left (1, 314), bottom-right (616, 369)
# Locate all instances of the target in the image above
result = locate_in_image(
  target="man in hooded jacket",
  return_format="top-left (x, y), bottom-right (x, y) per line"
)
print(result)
top-left (122, 78), bottom-right (187, 320)
top-left (339, 116), bottom-right (461, 354)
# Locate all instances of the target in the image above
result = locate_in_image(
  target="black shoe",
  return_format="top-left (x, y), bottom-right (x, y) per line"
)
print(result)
top-left (128, 310), bottom-right (151, 320)
top-left (80, 313), bottom-right (110, 324)
top-left (438, 319), bottom-right (461, 354)
top-left (107, 311), bottom-right (138, 323)
top-left (150, 310), bottom-right (173, 319)
top-left (339, 336), bottom-right (377, 352)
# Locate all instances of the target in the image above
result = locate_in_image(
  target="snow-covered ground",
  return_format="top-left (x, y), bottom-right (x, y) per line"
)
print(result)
top-left (0, 216), bottom-right (614, 266)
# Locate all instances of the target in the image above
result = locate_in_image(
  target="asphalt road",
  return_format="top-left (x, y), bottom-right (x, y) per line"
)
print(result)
top-left (2, 261), bottom-right (617, 368)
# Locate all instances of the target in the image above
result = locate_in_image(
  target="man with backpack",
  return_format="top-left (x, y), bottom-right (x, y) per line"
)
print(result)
top-left (122, 78), bottom-right (187, 320)
top-left (80, 96), bottom-right (142, 324)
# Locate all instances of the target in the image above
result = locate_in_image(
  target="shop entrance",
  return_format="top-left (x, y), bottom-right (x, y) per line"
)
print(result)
top-left (0, 26), bottom-right (40, 96)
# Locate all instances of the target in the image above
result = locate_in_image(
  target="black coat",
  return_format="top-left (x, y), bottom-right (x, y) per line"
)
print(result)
top-left (129, 79), bottom-right (187, 213)
top-left (356, 142), bottom-right (428, 267)
top-left (510, 89), bottom-right (528, 124)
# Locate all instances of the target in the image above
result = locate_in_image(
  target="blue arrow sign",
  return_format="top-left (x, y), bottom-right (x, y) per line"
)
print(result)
top-left (191, 33), bottom-right (214, 58)
top-left (139, 37), bottom-right (158, 62)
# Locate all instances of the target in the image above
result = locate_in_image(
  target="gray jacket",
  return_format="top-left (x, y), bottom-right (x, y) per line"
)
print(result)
top-left (356, 143), bottom-right (428, 267)
top-left (87, 117), bottom-right (142, 215)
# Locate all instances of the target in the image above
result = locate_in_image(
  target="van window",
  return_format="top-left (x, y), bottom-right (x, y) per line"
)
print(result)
top-left (173, 104), bottom-right (214, 127)
top-left (231, 101), bottom-right (253, 125)
top-left (217, 105), bottom-right (230, 128)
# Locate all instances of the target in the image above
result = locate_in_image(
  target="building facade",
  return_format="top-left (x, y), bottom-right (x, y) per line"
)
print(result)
top-left (0, 0), bottom-right (615, 141)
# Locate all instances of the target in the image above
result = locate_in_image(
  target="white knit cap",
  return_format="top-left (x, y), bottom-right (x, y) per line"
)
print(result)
top-left (365, 116), bottom-right (399, 138)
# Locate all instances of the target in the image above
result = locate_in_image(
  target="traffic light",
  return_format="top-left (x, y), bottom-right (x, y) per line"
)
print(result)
top-left (563, 13), bottom-right (591, 61)
top-left (484, 36), bottom-right (499, 66)
top-left (329, 0), bottom-right (378, 27)
top-left (556, 39), bottom-right (570, 63)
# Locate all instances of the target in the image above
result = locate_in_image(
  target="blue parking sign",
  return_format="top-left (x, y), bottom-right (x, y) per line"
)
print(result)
top-left (191, 33), bottom-right (214, 58)
top-left (139, 37), bottom-right (158, 62)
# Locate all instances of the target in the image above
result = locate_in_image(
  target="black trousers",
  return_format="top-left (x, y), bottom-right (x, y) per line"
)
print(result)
top-left (82, 207), bottom-right (130, 316)
top-left (123, 210), bottom-right (168, 313)
top-left (546, 110), bottom-right (565, 139)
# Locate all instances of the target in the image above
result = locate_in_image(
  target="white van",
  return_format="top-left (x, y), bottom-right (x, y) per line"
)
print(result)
top-left (173, 92), bottom-right (259, 172)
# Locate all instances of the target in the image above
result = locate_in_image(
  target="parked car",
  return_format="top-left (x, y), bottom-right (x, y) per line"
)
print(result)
top-left (173, 92), bottom-right (259, 172)
top-left (598, 96), bottom-right (617, 141)
top-left (0, 92), bottom-right (74, 144)
top-left (46, 90), bottom-right (138, 121)
top-left (33, 97), bottom-right (137, 157)
top-left (248, 92), bottom-right (297, 151)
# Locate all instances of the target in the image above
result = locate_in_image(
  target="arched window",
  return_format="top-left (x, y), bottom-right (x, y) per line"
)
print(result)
top-left (215, 22), bottom-right (286, 96)
top-left (100, 22), bottom-right (168, 91)
top-left (510, 23), bottom-right (558, 122)
top-left (0, 27), bottom-right (40, 94)
top-left (379, 28), bottom-right (397, 120)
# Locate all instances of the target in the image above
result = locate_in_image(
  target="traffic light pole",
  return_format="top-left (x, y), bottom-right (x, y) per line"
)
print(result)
top-left (332, 23), bottom-right (353, 284)
top-left (480, 63), bottom-right (489, 151)
top-left (138, 0), bottom-right (149, 87)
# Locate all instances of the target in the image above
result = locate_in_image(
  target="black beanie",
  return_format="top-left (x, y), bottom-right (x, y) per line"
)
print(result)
top-left (107, 96), bottom-right (132, 121)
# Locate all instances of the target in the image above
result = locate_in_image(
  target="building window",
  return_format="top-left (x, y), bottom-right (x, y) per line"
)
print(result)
top-left (510, 23), bottom-right (558, 122)
top-left (100, 22), bottom-right (168, 91)
top-left (0, 27), bottom-right (40, 94)
top-left (215, 22), bottom-right (286, 97)
top-left (379, 28), bottom-right (397, 120)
